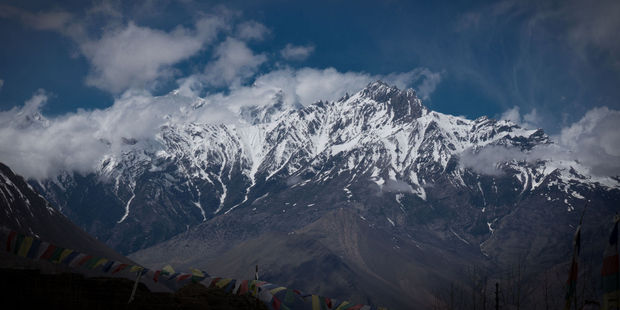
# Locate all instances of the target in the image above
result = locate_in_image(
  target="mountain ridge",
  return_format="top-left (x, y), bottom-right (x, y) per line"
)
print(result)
top-left (30, 81), bottom-right (618, 254)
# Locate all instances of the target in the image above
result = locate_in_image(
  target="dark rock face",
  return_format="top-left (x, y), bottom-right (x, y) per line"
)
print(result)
top-left (0, 163), bottom-right (129, 263)
top-left (26, 82), bottom-right (620, 308)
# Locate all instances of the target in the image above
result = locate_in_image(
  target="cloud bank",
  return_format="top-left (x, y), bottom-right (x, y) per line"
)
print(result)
top-left (5, 76), bottom-right (616, 180)
top-left (0, 65), bottom-right (440, 179)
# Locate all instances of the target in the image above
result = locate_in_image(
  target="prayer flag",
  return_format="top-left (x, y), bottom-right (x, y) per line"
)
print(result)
top-left (564, 222), bottom-right (582, 310)
top-left (602, 215), bottom-right (620, 310)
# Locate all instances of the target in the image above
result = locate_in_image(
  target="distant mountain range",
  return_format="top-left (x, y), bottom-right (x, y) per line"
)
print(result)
top-left (20, 81), bottom-right (620, 308)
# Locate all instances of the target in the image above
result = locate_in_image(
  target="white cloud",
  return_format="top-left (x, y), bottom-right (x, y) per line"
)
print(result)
top-left (462, 106), bottom-right (620, 177)
top-left (459, 142), bottom-right (585, 176)
top-left (460, 145), bottom-right (535, 176)
top-left (177, 67), bottom-right (376, 122)
top-left (86, 1), bottom-right (122, 18)
top-left (280, 44), bottom-right (315, 61)
top-left (292, 68), bottom-right (373, 105)
top-left (384, 68), bottom-right (442, 100)
top-left (558, 107), bottom-right (620, 175)
top-left (202, 37), bottom-right (267, 88)
top-left (0, 89), bottom-right (194, 179)
top-left (500, 106), bottom-right (520, 123)
top-left (236, 20), bottom-right (270, 41)
top-left (20, 89), bottom-right (47, 113)
top-left (522, 109), bottom-right (541, 126)
top-left (242, 67), bottom-right (441, 108)
top-left (175, 75), bottom-right (204, 97)
top-left (0, 5), bottom-right (228, 93)
top-left (0, 90), bottom-right (105, 178)
top-left (0, 5), bottom-right (87, 43)
top-left (179, 66), bottom-right (442, 127)
top-left (81, 17), bottom-right (226, 93)
top-left (0, 89), bottom-right (49, 129)
top-left (416, 70), bottom-right (442, 100)
top-left (500, 106), bottom-right (542, 129)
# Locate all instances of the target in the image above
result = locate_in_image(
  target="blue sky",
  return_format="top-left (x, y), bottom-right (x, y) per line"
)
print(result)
top-left (0, 0), bottom-right (619, 178)
top-left (1, 0), bottom-right (618, 130)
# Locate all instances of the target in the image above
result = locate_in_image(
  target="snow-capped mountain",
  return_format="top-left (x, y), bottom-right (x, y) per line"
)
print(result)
top-left (29, 81), bottom-right (619, 307)
top-left (33, 82), bottom-right (618, 254)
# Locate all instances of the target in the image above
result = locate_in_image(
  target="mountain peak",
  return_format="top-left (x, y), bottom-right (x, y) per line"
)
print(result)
top-left (367, 80), bottom-right (391, 88)
top-left (359, 80), bottom-right (420, 104)
top-left (361, 80), bottom-right (402, 100)
top-left (356, 80), bottom-right (425, 121)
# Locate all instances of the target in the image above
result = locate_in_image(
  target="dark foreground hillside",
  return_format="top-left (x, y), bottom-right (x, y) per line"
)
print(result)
top-left (0, 268), bottom-right (268, 310)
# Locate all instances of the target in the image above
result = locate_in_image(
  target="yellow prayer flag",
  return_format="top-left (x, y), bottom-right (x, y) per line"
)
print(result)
top-left (270, 287), bottom-right (286, 295)
top-left (161, 264), bottom-right (175, 276)
top-left (190, 268), bottom-right (204, 277)
top-left (312, 295), bottom-right (321, 310)
top-left (57, 249), bottom-right (73, 263)
top-left (216, 278), bottom-right (232, 288)
top-left (92, 258), bottom-right (108, 269)
top-left (17, 236), bottom-right (33, 257)
top-left (335, 301), bottom-right (351, 310)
